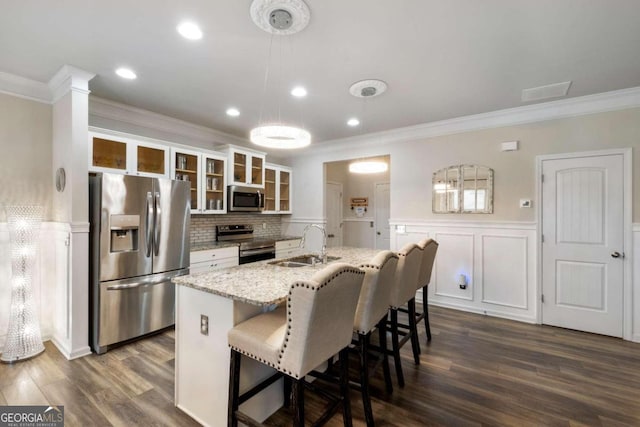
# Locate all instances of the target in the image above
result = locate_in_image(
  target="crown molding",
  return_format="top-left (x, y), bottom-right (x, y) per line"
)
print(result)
top-left (89, 96), bottom-right (250, 147)
top-left (48, 65), bottom-right (95, 104)
top-left (301, 86), bottom-right (640, 157)
top-left (0, 70), bottom-right (51, 104)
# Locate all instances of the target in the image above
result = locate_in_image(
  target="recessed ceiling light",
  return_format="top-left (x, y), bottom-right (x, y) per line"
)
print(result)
top-left (226, 108), bottom-right (240, 117)
top-left (177, 22), bottom-right (203, 40)
top-left (347, 118), bottom-right (360, 127)
top-left (115, 68), bottom-right (137, 80)
top-left (291, 86), bottom-right (307, 98)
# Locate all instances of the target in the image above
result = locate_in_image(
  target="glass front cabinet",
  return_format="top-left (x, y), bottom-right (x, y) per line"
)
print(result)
top-left (89, 131), bottom-right (170, 178)
top-left (171, 148), bottom-right (226, 214)
top-left (263, 163), bottom-right (292, 214)
top-left (219, 145), bottom-right (265, 188)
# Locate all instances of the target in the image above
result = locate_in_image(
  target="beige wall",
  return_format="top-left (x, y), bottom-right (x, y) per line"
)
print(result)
top-left (393, 108), bottom-right (640, 222)
top-left (0, 93), bottom-right (52, 221)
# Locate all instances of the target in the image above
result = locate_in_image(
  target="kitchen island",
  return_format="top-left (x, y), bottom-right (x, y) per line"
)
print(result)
top-left (172, 247), bottom-right (379, 427)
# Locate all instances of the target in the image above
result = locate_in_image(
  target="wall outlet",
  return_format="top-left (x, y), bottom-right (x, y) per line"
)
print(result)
top-left (200, 314), bottom-right (209, 336)
top-left (262, 222), bottom-right (267, 229)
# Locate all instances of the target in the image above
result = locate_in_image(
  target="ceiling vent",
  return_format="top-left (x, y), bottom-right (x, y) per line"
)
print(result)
top-left (521, 81), bottom-right (572, 102)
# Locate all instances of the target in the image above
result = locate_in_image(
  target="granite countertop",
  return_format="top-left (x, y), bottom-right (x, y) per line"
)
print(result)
top-left (190, 236), bottom-right (301, 252)
top-left (190, 241), bottom-right (239, 251)
top-left (173, 246), bottom-right (380, 306)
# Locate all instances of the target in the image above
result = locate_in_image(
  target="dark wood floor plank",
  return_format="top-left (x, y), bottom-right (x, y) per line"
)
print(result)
top-left (39, 378), bottom-right (113, 427)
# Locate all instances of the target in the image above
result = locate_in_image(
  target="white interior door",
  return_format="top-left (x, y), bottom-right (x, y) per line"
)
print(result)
top-left (326, 182), bottom-right (343, 248)
top-left (541, 153), bottom-right (625, 337)
top-left (374, 182), bottom-right (390, 249)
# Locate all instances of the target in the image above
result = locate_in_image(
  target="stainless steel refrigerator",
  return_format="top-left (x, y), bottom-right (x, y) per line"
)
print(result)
top-left (89, 172), bottom-right (190, 354)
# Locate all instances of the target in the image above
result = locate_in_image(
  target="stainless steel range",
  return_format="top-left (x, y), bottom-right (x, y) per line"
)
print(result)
top-left (216, 224), bottom-right (276, 264)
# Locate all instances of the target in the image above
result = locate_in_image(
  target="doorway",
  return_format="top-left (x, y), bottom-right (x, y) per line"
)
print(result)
top-left (539, 149), bottom-right (631, 338)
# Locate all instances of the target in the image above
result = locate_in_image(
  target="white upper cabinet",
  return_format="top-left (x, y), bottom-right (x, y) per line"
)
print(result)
top-left (89, 130), bottom-right (170, 178)
top-left (170, 148), bottom-right (227, 214)
top-left (263, 163), bottom-right (292, 214)
top-left (219, 145), bottom-right (265, 188)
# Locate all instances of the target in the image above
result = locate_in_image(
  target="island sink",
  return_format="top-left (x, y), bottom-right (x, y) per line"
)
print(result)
top-left (268, 254), bottom-right (341, 267)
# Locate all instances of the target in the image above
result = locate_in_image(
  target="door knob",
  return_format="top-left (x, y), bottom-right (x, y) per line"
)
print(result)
top-left (611, 251), bottom-right (623, 258)
top-left (327, 234), bottom-right (335, 238)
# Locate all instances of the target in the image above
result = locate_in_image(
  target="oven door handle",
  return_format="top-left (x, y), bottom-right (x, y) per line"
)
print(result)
top-left (240, 248), bottom-right (276, 257)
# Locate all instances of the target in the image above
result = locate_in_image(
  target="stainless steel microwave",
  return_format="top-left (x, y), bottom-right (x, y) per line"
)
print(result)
top-left (227, 185), bottom-right (264, 212)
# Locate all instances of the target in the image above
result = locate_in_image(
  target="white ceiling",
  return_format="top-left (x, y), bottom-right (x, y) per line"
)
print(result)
top-left (2, 1), bottom-right (640, 144)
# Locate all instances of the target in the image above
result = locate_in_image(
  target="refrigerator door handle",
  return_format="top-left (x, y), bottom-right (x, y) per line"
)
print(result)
top-left (154, 192), bottom-right (161, 256)
top-left (145, 192), bottom-right (154, 258)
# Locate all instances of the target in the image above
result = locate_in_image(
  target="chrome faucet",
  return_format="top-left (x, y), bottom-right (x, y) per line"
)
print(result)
top-left (299, 224), bottom-right (327, 264)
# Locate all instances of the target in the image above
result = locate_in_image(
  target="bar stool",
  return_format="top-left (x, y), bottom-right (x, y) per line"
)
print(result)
top-left (227, 263), bottom-right (365, 427)
top-left (415, 238), bottom-right (439, 342)
top-left (387, 243), bottom-right (423, 387)
top-left (353, 250), bottom-right (398, 426)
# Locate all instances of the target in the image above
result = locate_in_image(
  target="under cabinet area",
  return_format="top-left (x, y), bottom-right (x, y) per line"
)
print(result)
top-left (219, 145), bottom-right (265, 188)
top-left (171, 148), bottom-right (227, 214)
top-left (275, 239), bottom-right (301, 259)
top-left (264, 164), bottom-right (292, 214)
top-left (89, 131), bottom-right (170, 177)
top-left (190, 246), bottom-right (239, 274)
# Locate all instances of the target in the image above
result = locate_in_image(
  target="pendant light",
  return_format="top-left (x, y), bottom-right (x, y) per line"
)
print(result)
top-left (249, 0), bottom-right (311, 149)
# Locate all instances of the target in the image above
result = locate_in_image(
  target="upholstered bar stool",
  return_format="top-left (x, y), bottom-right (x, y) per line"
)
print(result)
top-left (227, 263), bottom-right (365, 427)
top-left (415, 238), bottom-right (439, 342)
top-left (352, 250), bottom-right (398, 426)
top-left (387, 242), bottom-right (423, 387)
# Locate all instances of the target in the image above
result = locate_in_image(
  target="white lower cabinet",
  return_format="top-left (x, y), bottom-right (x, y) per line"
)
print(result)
top-left (275, 239), bottom-right (302, 259)
top-left (190, 246), bottom-right (239, 273)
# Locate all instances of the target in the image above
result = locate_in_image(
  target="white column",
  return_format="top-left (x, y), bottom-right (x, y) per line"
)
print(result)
top-left (48, 65), bottom-right (95, 359)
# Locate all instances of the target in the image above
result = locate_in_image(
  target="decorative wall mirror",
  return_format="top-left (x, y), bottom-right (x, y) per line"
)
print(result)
top-left (432, 165), bottom-right (494, 213)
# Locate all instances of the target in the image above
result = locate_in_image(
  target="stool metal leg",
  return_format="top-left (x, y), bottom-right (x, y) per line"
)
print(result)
top-left (358, 333), bottom-right (374, 427)
top-left (377, 316), bottom-right (393, 394)
top-left (283, 376), bottom-right (292, 408)
top-left (339, 348), bottom-right (353, 427)
top-left (228, 349), bottom-right (241, 427)
top-left (408, 298), bottom-right (421, 364)
top-left (292, 378), bottom-right (305, 427)
top-left (390, 309), bottom-right (405, 388)
top-left (423, 287), bottom-right (432, 341)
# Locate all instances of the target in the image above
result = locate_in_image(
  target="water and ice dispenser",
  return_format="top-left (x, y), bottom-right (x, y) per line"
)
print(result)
top-left (110, 215), bottom-right (140, 252)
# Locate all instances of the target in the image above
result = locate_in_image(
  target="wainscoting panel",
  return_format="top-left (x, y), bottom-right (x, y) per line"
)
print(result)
top-left (391, 220), bottom-right (537, 324)
top-left (433, 233), bottom-right (474, 301)
top-left (481, 235), bottom-right (528, 309)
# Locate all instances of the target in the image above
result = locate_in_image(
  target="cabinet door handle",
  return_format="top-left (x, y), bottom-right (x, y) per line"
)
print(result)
top-left (611, 251), bottom-right (624, 258)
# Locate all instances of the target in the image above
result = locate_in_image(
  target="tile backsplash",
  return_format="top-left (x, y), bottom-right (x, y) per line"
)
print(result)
top-left (190, 213), bottom-right (284, 245)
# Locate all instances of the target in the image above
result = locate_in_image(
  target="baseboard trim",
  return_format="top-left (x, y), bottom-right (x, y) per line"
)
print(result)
top-left (429, 300), bottom-right (537, 325)
top-left (632, 334), bottom-right (640, 344)
top-left (51, 337), bottom-right (91, 360)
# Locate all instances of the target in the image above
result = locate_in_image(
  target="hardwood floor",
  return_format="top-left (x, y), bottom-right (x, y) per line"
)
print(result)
top-left (1, 306), bottom-right (639, 426)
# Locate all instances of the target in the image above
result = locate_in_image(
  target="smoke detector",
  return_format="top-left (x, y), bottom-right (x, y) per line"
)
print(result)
top-left (349, 79), bottom-right (388, 98)
top-left (250, 0), bottom-right (310, 35)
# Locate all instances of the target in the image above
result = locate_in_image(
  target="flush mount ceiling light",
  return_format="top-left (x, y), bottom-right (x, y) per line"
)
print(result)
top-left (115, 68), bottom-right (137, 80)
top-left (249, 0), bottom-right (312, 149)
top-left (250, 0), bottom-right (310, 35)
top-left (250, 125), bottom-right (311, 149)
top-left (347, 118), bottom-right (360, 127)
top-left (349, 79), bottom-right (387, 98)
top-left (349, 160), bottom-right (388, 174)
top-left (177, 22), bottom-right (203, 40)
